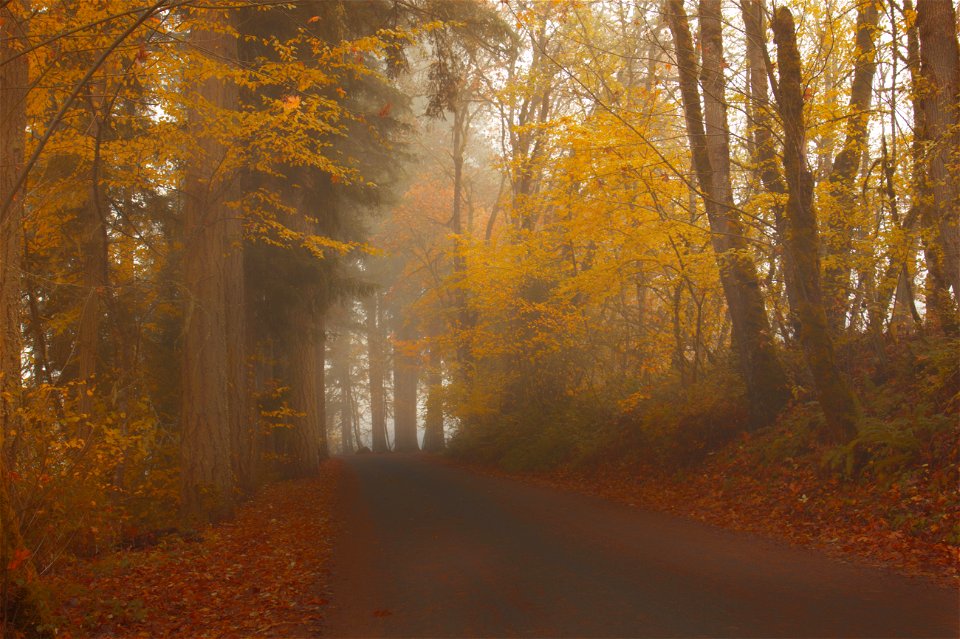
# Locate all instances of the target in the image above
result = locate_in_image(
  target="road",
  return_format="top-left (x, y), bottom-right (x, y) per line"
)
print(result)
top-left (323, 454), bottom-right (958, 638)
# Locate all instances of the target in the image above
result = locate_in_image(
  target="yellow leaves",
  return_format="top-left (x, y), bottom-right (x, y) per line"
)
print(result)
top-left (618, 391), bottom-right (651, 413)
top-left (281, 94), bottom-right (301, 113)
top-left (242, 198), bottom-right (366, 260)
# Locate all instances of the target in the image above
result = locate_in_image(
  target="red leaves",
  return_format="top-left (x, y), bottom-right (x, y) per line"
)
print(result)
top-left (48, 460), bottom-right (344, 637)
top-left (7, 548), bottom-right (31, 572)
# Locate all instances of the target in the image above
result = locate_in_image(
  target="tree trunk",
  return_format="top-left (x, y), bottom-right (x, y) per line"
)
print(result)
top-left (336, 346), bottom-right (355, 454)
top-left (366, 294), bottom-right (388, 452)
top-left (904, 0), bottom-right (957, 336)
top-left (821, 0), bottom-right (880, 332)
top-left (422, 344), bottom-right (445, 452)
top-left (224, 174), bottom-right (251, 490)
top-left (285, 313), bottom-right (326, 475)
top-left (772, 7), bottom-right (861, 444)
top-left (233, 289), bottom-right (257, 493)
top-left (392, 318), bottom-right (419, 452)
top-left (180, 11), bottom-right (238, 523)
top-left (915, 0), bottom-right (960, 327)
top-left (451, 103), bottom-right (474, 370)
top-left (78, 129), bottom-right (110, 416)
top-left (742, 0), bottom-right (799, 337)
top-left (668, 0), bottom-right (790, 427)
top-left (0, 8), bottom-right (52, 633)
top-left (0, 7), bottom-right (28, 468)
top-left (870, 137), bottom-right (921, 337)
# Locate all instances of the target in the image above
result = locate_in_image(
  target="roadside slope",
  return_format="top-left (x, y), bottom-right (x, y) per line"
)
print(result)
top-left (49, 461), bottom-right (341, 638)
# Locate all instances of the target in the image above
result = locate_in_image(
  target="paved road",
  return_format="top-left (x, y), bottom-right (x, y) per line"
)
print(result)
top-left (323, 454), bottom-right (958, 638)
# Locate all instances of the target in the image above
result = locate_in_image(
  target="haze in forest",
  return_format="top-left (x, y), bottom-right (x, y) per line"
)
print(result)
top-left (0, 0), bottom-right (957, 635)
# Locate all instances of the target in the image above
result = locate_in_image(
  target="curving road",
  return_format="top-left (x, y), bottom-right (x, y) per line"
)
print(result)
top-left (323, 454), bottom-right (958, 638)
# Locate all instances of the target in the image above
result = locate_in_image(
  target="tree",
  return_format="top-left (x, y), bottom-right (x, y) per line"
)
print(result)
top-left (179, 7), bottom-right (240, 523)
top-left (771, 5), bottom-right (861, 444)
top-left (0, 6), bottom-right (52, 632)
top-left (913, 0), bottom-right (960, 334)
top-left (667, 0), bottom-right (790, 428)
top-left (422, 344), bottom-right (446, 451)
top-left (421, 0), bottom-right (514, 368)
top-left (821, 0), bottom-right (880, 332)
top-left (392, 314), bottom-right (421, 452)
top-left (365, 293), bottom-right (390, 452)
top-left (741, 0), bottom-right (800, 339)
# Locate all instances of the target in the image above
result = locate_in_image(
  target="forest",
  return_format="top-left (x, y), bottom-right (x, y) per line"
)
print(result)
top-left (0, 0), bottom-right (957, 636)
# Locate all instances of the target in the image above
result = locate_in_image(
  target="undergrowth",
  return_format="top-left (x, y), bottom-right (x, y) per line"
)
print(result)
top-left (448, 334), bottom-right (960, 551)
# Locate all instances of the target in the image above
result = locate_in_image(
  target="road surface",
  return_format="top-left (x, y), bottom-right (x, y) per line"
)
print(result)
top-left (323, 454), bottom-right (958, 638)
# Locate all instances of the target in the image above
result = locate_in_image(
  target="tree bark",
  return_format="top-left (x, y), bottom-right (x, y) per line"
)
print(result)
top-left (328, 325), bottom-right (355, 455)
top-left (366, 294), bottom-right (389, 452)
top-left (0, 6), bottom-right (28, 469)
top-left (285, 313), bottom-right (326, 475)
top-left (742, 0), bottom-right (799, 336)
top-left (336, 345), bottom-right (355, 454)
top-left (226, 186), bottom-right (252, 491)
top-left (668, 0), bottom-right (790, 427)
top-left (903, 0), bottom-right (957, 336)
top-left (451, 103), bottom-right (474, 370)
top-left (870, 137), bottom-right (921, 337)
top-left (77, 127), bottom-right (111, 416)
top-left (180, 11), bottom-right (238, 523)
top-left (392, 317), bottom-right (420, 452)
top-left (822, 0), bottom-right (880, 332)
top-left (1, 8), bottom-right (52, 633)
top-left (422, 344), bottom-right (445, 452)
top-left (772, 7), bottom-right (861, 444)
top-left (914, 0), bottom-right (960, 328)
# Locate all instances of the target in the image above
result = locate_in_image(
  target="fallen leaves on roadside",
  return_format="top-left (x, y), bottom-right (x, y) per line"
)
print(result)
top-left (48, 460), bottom-right (343, 638)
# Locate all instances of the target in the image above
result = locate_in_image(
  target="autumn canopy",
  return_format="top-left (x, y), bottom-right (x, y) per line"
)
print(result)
top-left (0, 0), bottom-right (957, 634)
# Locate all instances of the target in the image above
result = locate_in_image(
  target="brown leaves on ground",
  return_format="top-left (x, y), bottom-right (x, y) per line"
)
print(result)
top-left (49, 460), bottom-right (343, 638)
top-left (448, 440), bottom-right (959, 588)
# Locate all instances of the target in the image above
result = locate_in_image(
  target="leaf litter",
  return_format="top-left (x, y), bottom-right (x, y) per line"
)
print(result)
top-left (48, 460), bottom-right (343, 638)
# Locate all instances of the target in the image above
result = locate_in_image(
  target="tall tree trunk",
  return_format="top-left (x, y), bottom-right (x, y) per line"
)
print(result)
top-left (365, 294), bottom-right (388, 452)
top-left (772, 7), bottom-right (861, 444)
top-left (180, 11), bottom-right (238, 523)
top-left (335, 342), bottom-right (355, 454)
top-left (392, 317), bottom-right (420, 452)
top-left (235, 296), bottom-right (260, 491)
top-left (914, 0), bottom-right (960, 328)
top-left (742, 0), bottom-right (799, 337)
top-left (0, 10), bottom-right (27, 467)
top-left (422, 343), bottom-right (445, 452)
top-left (451, 103), bottom-right (474, 370)
top-left (870, 137), bottom-right (921, 337)
top-left (821, 0), bottom-right (880, 332)
top-left (668, 0), bottom-right (790, 427)
top-left (904, 0), bottom-right (957, 336)
top-left (285, 313), bottom-right (326, 475)
top-left (223, 160), bottom-right (251, 490)
top-left (78, 128), bottom-right (110, 416)
top-left (1, 8), bottom-right (51, 633)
